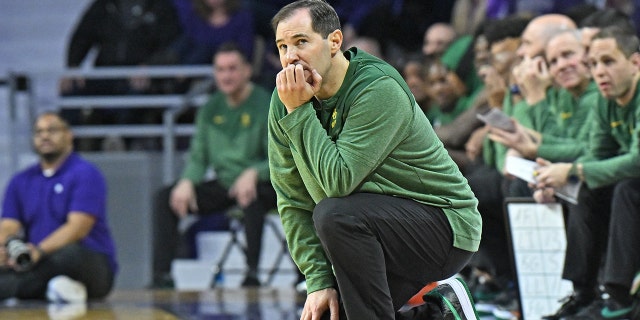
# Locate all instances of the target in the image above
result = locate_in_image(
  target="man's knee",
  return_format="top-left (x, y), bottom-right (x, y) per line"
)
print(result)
top-left (313, 197), bottom-right (347, 237)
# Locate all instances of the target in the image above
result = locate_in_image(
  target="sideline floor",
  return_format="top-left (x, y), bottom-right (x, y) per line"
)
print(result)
top-left (0, 288), bottom-right (502, 319)
top-left (0, 288), bottom-right (305, 320)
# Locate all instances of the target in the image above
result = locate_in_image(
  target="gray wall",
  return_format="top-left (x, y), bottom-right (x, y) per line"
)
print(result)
top-left (82, 152), bottom-right (166, 289)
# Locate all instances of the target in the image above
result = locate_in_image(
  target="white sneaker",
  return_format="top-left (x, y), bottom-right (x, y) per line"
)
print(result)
top-left (47, 302), bottom-right (87, 320)
top-left (46, 275), bottom-right (87, 303)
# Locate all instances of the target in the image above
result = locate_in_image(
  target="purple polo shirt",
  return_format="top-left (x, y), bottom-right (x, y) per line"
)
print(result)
top-left (1, 153), bottom-right (118, 273)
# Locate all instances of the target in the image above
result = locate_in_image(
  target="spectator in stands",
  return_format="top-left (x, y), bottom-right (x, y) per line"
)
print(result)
top-left (60, 0), bottom-right (182, 151)
top-left (159, 0), bottom-right (255, 65)
top-left (0, 112), bottom-right (117, 302)
top-left (402, 54), bottom-right (432, 117)
top-left (428, 63), bottom-right (487, 174)
top-left (151, 43), bottom-right (274, 288)
top-left (422, 23), bottom-right (457, 59)
top-left (62, 0), bottom-right (181, 94)
top-left (269, 1), bottom-right (481, 318)
top-left (534, 27), bottom-right (640, 319)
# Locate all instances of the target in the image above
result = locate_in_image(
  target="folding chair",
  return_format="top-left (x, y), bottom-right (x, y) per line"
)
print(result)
top-left (209, 208), bottom-right (291, 288)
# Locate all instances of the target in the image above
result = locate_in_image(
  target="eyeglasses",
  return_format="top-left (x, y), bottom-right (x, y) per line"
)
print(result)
top-left (33, 126), bottom-right (67, 137)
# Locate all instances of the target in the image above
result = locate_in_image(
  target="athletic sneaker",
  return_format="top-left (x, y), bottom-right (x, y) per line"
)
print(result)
top-left (47, 302), bottom-right (87, 320)
top-left (46, 275), bottom-right (87, 303)
top-left (542, 291), bottom-right (595, 319)
top-left (425, 276), bottom-right (480, 320)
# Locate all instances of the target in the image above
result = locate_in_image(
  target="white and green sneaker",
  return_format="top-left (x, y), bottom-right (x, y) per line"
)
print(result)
top-left (425, 276), bottom-right (481, 320)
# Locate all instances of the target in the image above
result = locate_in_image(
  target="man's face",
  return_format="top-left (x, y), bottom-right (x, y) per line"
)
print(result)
top-left (427, 63), bottom-right (462, 108)
top-left (403, 61), bottom-right (428, 102)
top-left (32, 115), bottom-right (72, 160)
top-left (275, 9), bottom-right (333, 84)
top-left (214, 51), bottom-right (251, 96)
top-left (490, 37), bottom-right (520, 77)
top-left (473, 35), bottom-right (490, 69)
top-left (422, 25), bottom-right (455, 57)
top-left (588, 38), bottom-right (638, 100)
top-left (546, 33), bottom-right (590, 91)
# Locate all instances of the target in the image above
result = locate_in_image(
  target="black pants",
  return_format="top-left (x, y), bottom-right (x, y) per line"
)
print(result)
top-left (465, 163), bottom-right (514, 281)
top-left (562, 182), bottom-right (615, 293)
top-left (152, 180), bottom-right (277, 278)
top-left (0, 244), bottom-right (114, 300)
top-left (313, 193), bottom-right (474, 320)
top-left (603, 179), bottom-right (640, 291)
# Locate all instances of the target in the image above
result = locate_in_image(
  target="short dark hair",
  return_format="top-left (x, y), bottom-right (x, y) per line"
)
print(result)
top-left (579, 8), bottom-right (636, 35)
top-left (271, 0), bottom-right (341, 38)
top-left (34, 111), bottom-right (70, 129)
top-left (484, 15), bottom-right (531, 48)
top-left (592, 26), bottom-right (640, 57)
top-left (215, 42), bottom-right (249, 64)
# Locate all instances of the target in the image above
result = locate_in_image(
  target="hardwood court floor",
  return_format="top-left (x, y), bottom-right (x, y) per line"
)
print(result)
top-left (0, 288), bottom-right (306, 320)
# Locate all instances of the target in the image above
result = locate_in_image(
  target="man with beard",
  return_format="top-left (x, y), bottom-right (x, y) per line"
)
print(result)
top-left (0, 112), bottom-right (117, 302)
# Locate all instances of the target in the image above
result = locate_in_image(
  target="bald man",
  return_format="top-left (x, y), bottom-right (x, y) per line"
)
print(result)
top-left (422, 22), bottom-right (457, 58)
top-left (516, 14), bottom-right (577, 60)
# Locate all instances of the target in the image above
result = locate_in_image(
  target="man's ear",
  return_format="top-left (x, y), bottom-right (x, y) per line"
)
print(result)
top-left (630, 52), bottom-right (640, 69)
top-left (328, 29), bottom-right (343, 55)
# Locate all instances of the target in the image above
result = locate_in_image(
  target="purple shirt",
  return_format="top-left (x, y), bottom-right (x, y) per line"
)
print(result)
top-left (172, 0), bottom-right (254, 62)
top-left (1, 153), bottom-right (117, 273)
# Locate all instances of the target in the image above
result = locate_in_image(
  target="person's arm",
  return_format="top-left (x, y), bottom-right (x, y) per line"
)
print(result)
top-left (268, 94), bottom-right (335, 294)
top-left (181, 99), bottom-right (213, 183)
top-left (279, 77), bottom-right (413, 196)
top-left (66, 0), bottom-right (103, 67)
top-left (0, 219), bottom-right (22, 267)
top-left (435, 94), bottom-right (488, 148)
top-left (580, 102), bottom-right (640, 188)
top-left (36, 212), bottom-right (95, 256)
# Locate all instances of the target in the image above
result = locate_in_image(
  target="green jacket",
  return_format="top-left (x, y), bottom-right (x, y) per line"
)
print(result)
top-left (577, 80), bottom-right (640, 188)
top-left (182, 84), bottom-right (271, 188)
top-left (268, 48), bottom-right (482, 294)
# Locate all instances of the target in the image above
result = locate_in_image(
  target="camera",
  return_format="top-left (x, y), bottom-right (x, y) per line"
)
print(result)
top-left (5, 236), bottom-right (33, 271)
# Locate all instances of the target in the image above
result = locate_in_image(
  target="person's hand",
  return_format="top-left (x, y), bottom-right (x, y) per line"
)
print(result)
top-left (229, 168), bottom-right (258, 209)
top-left (465, 126), bottom-right (489, 161)
top-left (533, 187), bottom-right (557, 203)
top-left (488, 121), bottom-right (540, 159)
top-left (276, 64), bottom-right (322, 113)
top-left (170, 179), bottom-right (198, 218)
top-left (533, 158), bottom-right (572, 189)
top-left (300, 287), bottom-right (340, 320)
top-left (512, 56), bottom-right (551, 105)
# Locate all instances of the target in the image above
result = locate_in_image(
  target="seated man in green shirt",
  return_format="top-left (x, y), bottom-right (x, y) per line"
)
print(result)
top-left (534, 27), bottom-right (640, 320)
top-left (151, 43), bottom-right (275, 288)
top-left (268, 1), bottom-right (482, 319)
top-left (489, 29), bottom-right (598, 163)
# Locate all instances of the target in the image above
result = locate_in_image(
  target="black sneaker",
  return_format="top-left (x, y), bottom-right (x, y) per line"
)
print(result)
top-left (541, 292), bottom-right (595, 319)
top-left (425, 277), bottom-right (480, 320)
top-left (149, 273), bottom-right (175, 289)
top-left (241, 273), bottom-right (261, 287)
top-left (565, 299), bottom-right (632, 320)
